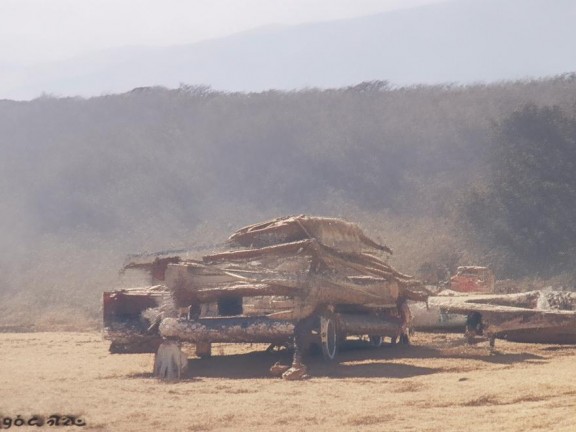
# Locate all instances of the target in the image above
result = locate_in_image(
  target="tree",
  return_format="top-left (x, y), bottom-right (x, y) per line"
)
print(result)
top-left (465, 104), bottom-right (576, 276)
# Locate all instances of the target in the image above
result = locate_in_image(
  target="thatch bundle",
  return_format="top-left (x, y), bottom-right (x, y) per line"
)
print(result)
top-left (164, 216), bottom-right (428, 320)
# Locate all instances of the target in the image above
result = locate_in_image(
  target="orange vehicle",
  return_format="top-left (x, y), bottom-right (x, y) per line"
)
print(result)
top-left (449, 266), bottom-right (495, 293)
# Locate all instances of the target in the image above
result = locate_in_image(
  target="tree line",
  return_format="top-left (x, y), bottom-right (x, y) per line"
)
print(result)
top-left (1, 75), bottom-right (575, 327)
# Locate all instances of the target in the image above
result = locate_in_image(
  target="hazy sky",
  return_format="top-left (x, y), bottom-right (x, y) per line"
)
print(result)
top-left (0, 0), bottom-right (449, 64)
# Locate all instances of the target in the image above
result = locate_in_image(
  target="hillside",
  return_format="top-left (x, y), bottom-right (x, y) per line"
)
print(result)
top-left (1, 76), bottom-right (576, 328)
top-left (2, 0), bottom-right (576, 100)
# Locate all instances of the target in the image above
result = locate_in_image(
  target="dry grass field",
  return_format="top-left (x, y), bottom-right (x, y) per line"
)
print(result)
top-left (1, 332), bottom-right (575, 431)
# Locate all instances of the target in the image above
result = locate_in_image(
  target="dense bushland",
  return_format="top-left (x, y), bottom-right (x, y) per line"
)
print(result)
top-left (1, 75), bottom-right (575, 329)
top-left (463, 104), bottom-right (576, 277)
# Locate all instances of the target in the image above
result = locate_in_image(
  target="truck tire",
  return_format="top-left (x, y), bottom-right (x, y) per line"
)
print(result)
top-left (399, 333), bottom-right (410, 345)
top-left (465, 312), bottom-right (483, 344)
top-left (369, 335), bottom-right (383, 347)
top-left (320, 312), bottom-right (339, 362)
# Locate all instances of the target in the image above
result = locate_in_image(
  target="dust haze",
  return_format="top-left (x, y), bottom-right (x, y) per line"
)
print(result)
top-left (1, 2), bottom-right (576, 431)
top-left (2, 76), bottom-right (576, 330)
top-left (2, 0), bottom-right (576, 99)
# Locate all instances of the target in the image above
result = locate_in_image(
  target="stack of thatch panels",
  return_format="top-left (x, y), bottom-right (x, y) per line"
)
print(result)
top-left (164, 215), bottom-right (428, 321)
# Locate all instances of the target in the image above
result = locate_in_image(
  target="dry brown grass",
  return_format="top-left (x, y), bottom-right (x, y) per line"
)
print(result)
top-left (0, 332), bottom-right (575, 431)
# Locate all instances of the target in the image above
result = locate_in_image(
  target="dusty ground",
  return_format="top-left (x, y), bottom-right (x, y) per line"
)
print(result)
top-left (0, 332), bottom-right (575, 432)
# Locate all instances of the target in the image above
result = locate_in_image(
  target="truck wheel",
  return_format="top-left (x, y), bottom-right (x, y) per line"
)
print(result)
top-left (320, 312), bottom-right (339, 362)
top-left (465, 312), bottom-right (483, 344)
top-left (399, 333), bottom-right (410, 345)
top-left (369, 335), bottom-right (383, 347)
top-left (195, 341), bottom-right (212, 358)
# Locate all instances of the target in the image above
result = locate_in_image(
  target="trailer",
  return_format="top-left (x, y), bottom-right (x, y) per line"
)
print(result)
top-left (411, 263), bottom-right (576, 344)
top-left (103, 216), bottom-right (429, 380)
top-left (434, 290), bottom-right (576, 346)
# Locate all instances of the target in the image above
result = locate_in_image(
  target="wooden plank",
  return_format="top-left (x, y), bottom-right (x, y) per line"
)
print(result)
top-left (194, 283), bottom-right (301, 301)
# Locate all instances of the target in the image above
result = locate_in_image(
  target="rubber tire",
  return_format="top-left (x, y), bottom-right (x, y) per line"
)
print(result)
top-left (466, 312), bottom-right (483, 335)
top-left (195, 341), bottom-right (212, 359)
top-left (399, 333), bottom-right (410, 345)
top-left (465, 312), bottom-right (483, 344)
top-left (369, 335), bottom-right (383, 347)
top-left (320, 313), bottom-right (339, 362)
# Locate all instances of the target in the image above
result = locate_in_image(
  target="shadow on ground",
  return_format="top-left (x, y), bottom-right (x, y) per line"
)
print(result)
top-left (153, 339), bottom-right (547, 380)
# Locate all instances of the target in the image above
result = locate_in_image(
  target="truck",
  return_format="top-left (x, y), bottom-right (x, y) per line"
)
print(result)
top-left (412, 266), bottom-right (576, 346)
top-left (103, 215), bottom-right (429, 380)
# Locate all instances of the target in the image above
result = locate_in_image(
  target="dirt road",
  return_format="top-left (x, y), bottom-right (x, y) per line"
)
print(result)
top-left (0, 332), bottom-right (575, 431)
